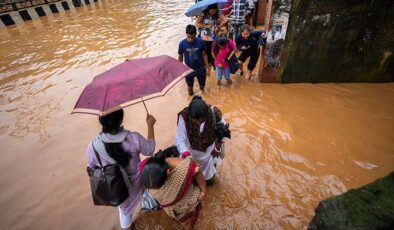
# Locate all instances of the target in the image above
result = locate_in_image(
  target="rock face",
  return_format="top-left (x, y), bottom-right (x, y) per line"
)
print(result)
top-left (281, 0), bottom-right (394, 82)
top-left (308, 172), bottom-right (394, 230)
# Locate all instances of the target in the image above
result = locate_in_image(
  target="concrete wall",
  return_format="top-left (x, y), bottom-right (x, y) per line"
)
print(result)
top-left (281, 0), bottom-right (394, 83)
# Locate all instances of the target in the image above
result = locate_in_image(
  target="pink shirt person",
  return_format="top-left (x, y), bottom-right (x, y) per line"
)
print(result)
top-left (213, 38), bottom-right (236, 69)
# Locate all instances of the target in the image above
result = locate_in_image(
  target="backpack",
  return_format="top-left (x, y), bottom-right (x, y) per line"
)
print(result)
top-left (86, 143), bottom-right (130, 207)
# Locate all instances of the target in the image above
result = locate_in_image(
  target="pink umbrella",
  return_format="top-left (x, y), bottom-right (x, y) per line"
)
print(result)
top-left (72, 55), bottom-right (192, 116)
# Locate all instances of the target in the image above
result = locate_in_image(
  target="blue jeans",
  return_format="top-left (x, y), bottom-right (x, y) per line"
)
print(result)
top-left (216, 66), bottom-right (230, 81)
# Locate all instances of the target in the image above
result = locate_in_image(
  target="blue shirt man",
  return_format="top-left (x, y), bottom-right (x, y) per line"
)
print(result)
top-left (178, 25), bottom-right (209, 96)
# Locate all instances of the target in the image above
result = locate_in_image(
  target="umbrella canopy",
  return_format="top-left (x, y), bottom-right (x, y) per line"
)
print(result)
top-left (72, 55), bottom-right (192, 116)
top-left (185, 0), bottom-right (228, 17)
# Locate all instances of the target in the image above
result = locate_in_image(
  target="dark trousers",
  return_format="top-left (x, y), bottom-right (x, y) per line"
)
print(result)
top-left (185, 66), bottom-right (206, 88)
top-left (238, 48), bottom-right (260, 71)
top-left (204, 40), bottom-right (214, 66)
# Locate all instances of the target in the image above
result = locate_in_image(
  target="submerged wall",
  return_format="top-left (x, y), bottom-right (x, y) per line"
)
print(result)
top-left (281, 0), bottom-right (394, 83)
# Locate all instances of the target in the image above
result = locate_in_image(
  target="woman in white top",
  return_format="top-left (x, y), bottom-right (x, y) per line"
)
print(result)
top-left (176, 96), bottom-right (226, 186)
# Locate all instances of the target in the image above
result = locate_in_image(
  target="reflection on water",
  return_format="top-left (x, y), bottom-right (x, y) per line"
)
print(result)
top-left (0, 0), bottom-right (193, 142)
top-left (0, 0), bottom-right (393, 229)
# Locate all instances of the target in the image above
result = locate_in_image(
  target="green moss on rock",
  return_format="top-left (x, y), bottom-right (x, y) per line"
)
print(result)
top-left (308, 172), bottom-right (394, 229)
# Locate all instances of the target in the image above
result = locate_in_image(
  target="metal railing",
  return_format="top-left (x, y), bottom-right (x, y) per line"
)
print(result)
top-left (0, 0), bottom-right (64, 13)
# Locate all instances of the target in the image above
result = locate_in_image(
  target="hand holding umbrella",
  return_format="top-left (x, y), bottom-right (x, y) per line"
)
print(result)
top-left (146, 114), bottom-right (156, 139)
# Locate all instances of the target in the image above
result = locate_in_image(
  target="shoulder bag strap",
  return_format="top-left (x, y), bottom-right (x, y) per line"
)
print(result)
top-left (226, 41), bottom-right (234, 60)
top-left (92, 144), bottom-right (103, 168)
top-left (210, 106), bottom-right (216, 126)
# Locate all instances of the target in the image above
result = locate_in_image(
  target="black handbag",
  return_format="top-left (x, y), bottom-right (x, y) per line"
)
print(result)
top-left (227, 43), bottom-right (239, 74)
top-left (228, 54), bottom-right (239, 74)
top-left (86, 145), bottom-right (130, 207)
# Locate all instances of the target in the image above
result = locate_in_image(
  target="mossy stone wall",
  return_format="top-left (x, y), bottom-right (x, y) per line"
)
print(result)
top-left (308, 172), bottom-right (394, 229)
top-left (281, 0), bottom-right (393, 83)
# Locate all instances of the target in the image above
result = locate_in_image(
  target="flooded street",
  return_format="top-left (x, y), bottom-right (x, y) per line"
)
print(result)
top-left (0, 0), bottom-right (393, 229)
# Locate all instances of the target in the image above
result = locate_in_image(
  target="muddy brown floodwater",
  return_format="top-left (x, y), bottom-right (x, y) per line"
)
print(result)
top-left (0, 0), bottom-right (393, 229)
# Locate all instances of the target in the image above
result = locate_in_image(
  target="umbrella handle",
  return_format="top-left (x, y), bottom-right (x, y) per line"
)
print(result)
top-left (142, 99), bottom-right (149, 115)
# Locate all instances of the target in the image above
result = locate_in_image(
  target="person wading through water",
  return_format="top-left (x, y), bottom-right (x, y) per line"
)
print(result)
top-left (195, 3), bottom-right (228, 72)
top-left (140, 155), bottom-right (206, 229)
top-left (86, 109), bottom-right (156, 229)
top-left (175, 95), bottom-right (227, 186)
top-left (178, 25), bottom-right (210, 96)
